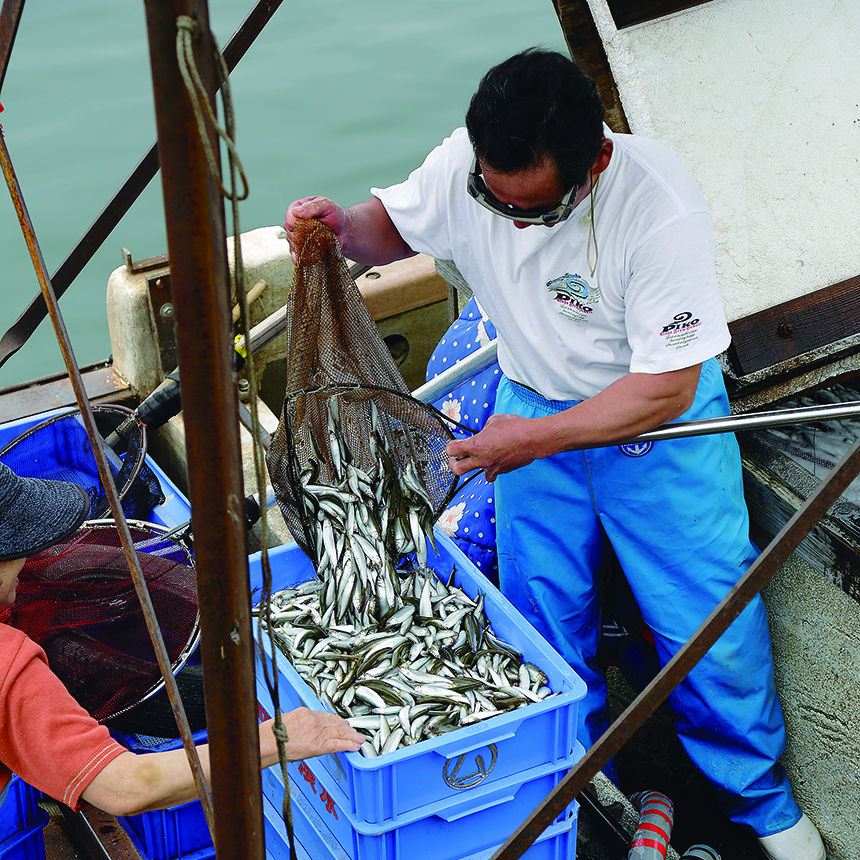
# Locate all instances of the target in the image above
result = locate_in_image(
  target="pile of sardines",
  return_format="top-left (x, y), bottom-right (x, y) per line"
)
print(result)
top-left (301, 396), bottom-right (438, 629)
top-left (258, 395), bottom-right (555, 757)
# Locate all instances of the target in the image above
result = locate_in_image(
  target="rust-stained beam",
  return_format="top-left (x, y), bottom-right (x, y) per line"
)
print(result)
top-left (606, 0), bottom-right (713, 30)
top-left (142, 2), bottom-right (263, 858)
top-left (0, 0), bottom-right (25, 93)
top-left (58, 804), bottom-right (143, 860)
top-left (551, 0), bottom-right (630, 134)
top-left (728, 274), bottom-right (860, 378)
top-left (491, 432), bottom-right (860, 859)
top-left (0, 0), bottom-right (284, 370)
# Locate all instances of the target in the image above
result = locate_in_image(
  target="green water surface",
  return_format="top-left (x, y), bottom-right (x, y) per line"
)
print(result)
top-left (0, 0), bottom-right (565, 389)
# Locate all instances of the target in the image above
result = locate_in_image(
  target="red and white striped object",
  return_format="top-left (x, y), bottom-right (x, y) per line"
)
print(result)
top-left (628, 790), bottom-right (674, 860)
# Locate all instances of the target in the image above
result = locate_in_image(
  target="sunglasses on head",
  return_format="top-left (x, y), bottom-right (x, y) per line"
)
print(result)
top-left (466, 156), bottom-right (578, 226)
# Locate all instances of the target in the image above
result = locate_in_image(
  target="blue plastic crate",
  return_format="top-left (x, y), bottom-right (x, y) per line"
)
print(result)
top-left (0, 808), bottom-right (48, 860)
top-left (250, 534), bottom-right (586, 827)
top-left (458, 811), bottom-right (578, 860)
top-left (262, 765), bottom-right (578, 860)
top-left (263, 774), bottom-right (348, 860)
top-left (113, 730), bottom-right (213, 860)
top-left (0, 408), bottom-right (191, 531)
top-left (0, 778), bottom-right (41, 844)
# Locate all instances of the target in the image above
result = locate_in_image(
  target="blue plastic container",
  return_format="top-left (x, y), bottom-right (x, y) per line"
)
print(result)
top-left (113, 730), bottom-right (212, 860)
top-left (263, 771), bottom-right (578, 860)
top-left (115, 735), bottom-right (346, 860)
top-left (460, 813), bottom-right (578, 860)
top-left (263, 775), bottom-right (349, 860)
top-left (0, 808), bottom-right (48, 860)
top-left (250, 533), bottom-right (587, 829)
top-left (0, 408), bottom-right (191, 531)
top-left (113, 727), bottom-right (287, 860)
top-left (0, 778), bottom-right (41, 844)
top-left (263, 754), bottom-right (579, 860)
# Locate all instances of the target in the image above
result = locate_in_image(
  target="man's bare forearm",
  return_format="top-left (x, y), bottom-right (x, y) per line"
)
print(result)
top-left (447, 364), bottom-right (703, 482)
top-left (341, 197), bottom-right (416, 266)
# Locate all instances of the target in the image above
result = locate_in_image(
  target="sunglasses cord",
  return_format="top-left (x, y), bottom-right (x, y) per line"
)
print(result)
top-left (587, 171), bottom-right (600, 277)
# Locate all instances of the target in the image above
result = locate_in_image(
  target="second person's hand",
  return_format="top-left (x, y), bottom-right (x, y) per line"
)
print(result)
top-left (260, 708), bottom-right (364, 766)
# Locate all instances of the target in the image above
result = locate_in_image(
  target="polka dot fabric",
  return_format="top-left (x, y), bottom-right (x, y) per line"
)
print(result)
top-left (426, 297), bottom-right (500, 584)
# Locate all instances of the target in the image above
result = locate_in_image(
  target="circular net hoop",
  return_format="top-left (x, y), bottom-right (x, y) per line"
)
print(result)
top-left (268, 384), bottom-right (457, 560)
top-left (0, 405), bottom-right (163, 521)
top-left (0, 520), bottom-right (199, 723)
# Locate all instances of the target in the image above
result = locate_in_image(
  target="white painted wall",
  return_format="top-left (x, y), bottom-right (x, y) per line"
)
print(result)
top-left (586, 5), bottom-right (860, 855)
top-left (588, 0), bottom-right (860, 321)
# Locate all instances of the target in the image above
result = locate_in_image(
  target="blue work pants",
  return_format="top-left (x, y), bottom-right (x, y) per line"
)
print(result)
top-left (493, 359), bottom-right (800, 836)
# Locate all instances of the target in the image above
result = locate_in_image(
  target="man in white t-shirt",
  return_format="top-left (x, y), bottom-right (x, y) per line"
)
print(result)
top-left (284, 49), bottom-right (824, 860)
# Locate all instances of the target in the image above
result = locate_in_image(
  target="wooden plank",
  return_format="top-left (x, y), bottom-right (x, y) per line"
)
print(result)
top-left (727, 274), bottom-right (860, 377)
top-left (57, 803), bottom-right (143, 860)
top-left (0, 363), bottom-right (133, 425)
top-left (552, 0), bottom-right (630, 134)
top-left (356, 254), bottom-right (447, 321)
top-left (605, 0), bottom-right (714, 30)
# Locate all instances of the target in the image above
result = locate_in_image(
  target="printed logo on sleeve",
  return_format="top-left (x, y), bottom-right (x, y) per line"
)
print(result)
top-left (660, 311), bottom-right (700, 349)
top-left (546, 273), bottom-right (601, 322)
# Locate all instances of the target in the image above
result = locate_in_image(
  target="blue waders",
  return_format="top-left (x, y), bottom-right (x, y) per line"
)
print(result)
top-left (493, 358), bottom-right (801, 837)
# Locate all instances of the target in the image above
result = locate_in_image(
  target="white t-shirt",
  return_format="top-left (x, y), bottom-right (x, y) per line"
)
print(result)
top-left (372, 127), bottom-right (730, 402)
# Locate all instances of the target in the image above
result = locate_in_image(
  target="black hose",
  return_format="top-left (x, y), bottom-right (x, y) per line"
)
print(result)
top-left (135, 370), bottom-right (183, 429)
top-left (104, 370), bottom-right (182, 448)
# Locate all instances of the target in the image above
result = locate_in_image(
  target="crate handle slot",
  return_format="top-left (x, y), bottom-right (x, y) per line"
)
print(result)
top-left (0, 807), bottom-right (49, 852)
top-left (437, 789), bottom-right (517, 822)
top-left (435, 730), bottom-right (516, 759)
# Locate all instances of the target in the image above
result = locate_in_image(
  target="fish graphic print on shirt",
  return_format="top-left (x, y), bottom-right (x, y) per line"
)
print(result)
top-left (546, 272), bottom-right (602, 323)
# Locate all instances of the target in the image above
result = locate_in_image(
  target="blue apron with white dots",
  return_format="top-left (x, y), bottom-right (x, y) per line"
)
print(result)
top-left (425, 297), bottom-right (500, 583)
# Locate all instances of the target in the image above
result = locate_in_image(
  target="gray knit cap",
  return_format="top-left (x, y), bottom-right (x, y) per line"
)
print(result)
top-left (0, 462), bottom-right (90, 561)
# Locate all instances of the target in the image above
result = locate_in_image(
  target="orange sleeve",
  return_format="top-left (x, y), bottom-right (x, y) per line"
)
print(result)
top-left (0, 625), bottom-right (127, 810)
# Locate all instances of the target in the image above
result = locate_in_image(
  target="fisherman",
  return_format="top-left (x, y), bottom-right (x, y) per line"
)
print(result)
top-left (0, 461), bottom-right (363, 815)
top-left (282, 48), bottom-right (825, 860)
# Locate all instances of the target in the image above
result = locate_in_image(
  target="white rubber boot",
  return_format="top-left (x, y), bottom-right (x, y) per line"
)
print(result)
top-left (758, 814), bottom-right (825, 860)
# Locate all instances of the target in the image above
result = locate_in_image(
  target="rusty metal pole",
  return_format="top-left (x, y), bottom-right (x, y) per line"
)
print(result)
top-left (142, 2), bottom-right (263, 858)
top-left (0, 0), bottom-right (26, 93)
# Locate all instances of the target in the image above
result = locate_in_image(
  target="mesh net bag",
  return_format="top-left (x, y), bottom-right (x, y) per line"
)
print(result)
top-left (0, 405), bottom-right (164, 521)
top-left (0, 521), bottom-right (199, 723)
top-left (266, 218), bottom-right (459, 563)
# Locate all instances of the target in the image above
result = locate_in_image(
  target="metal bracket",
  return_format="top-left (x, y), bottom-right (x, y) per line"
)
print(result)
top-left (145, 269), bottom-right (177, 376)
top-left (122, 246), bottom-right (169, 274)
top-left (443, 744), bottom-right (498, 790)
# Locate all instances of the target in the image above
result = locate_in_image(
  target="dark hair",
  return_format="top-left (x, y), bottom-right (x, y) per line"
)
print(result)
top-left (465, 48), bottom-right (605, 191)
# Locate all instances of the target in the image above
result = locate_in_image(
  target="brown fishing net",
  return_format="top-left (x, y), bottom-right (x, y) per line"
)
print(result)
top-left (266, 218), bottom-right (458, 562)
top-left (0, 521), bottom-right (199, 723)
